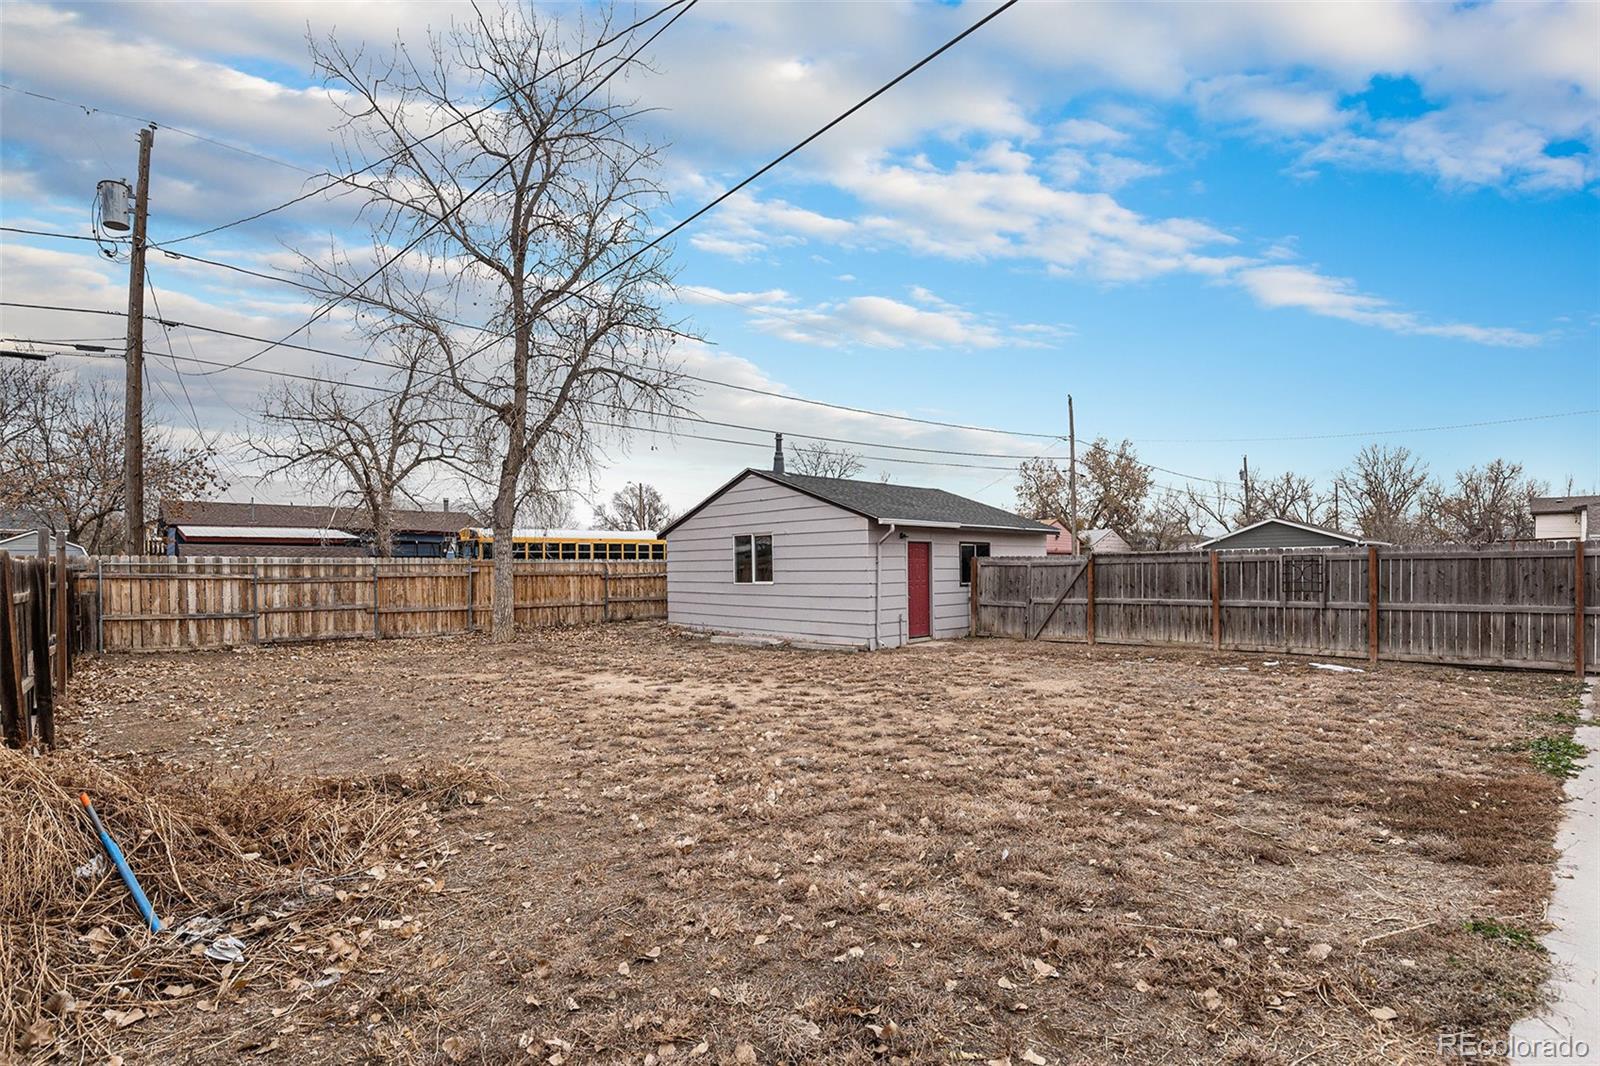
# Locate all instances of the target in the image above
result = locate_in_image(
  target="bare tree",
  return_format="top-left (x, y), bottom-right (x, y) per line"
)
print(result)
top-left (593, 481), bottom-right (673, 530)
top-left (307, 5), bottom-right (690, 639)
top-left (1014, 457), bottom-right (1070, 523)
top-left (1419, 459), bottom-right (1546, 544)
top-left (0, 363), bottom-right (221, 552)
top-left (1244, 469), bottom-right (1323, 527)
top-left (1078, 437), bottom-right (1152, 533)
top-left (790, 441), bottom-right (864, 479)
top-left (1335, 444), bottom-right (1429, 542)
top-left (1142, 485), bottom-right (1233, 548)
top-left (249, 335), bottom-right (464, 556)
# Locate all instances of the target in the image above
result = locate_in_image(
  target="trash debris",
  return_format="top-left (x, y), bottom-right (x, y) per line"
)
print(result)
top-left (79, 793), bottom-right (162, 933)
top-left (204, 936), bottom-right (247, 964)
top-left (1310, 662), bottom-right (1365, 673)
top-left (73, 855), bottom-right (107, 879)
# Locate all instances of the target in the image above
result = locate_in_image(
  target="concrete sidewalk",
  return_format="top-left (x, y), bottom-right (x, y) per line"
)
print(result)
top-left (1510, 680), bottom-right (1598, 1065)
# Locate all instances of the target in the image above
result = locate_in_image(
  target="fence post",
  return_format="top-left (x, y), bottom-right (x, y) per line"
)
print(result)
top-left (30, 561), bottom-right (54, 747)
top-left (969, 557), bottom-right (980, 635)
top-left (1367, 545), bottom-right (1380, 666)
top-left (1085, 556), bottom-right (1096, 645)
top-left (1210, 551), bottom-right (1222, 651)
top-left (602, 564), bottom-right (611, 623)
top-left (1, 554), bottom-right (26, 746)
top-left (54, 532), bottom-right (68, 687)
top-left (371, 562), bottom-right (382, 640)
top-left (466, 561), bottom-right (475, 634)
top-left (1577, 539), bottom-right (1587, 678)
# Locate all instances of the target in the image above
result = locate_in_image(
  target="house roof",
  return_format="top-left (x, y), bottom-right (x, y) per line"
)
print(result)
top-left (173, 525), bottom-right (360, 542)
top-left (0, 531), bottom-right (89, 557)
top-left (1197, 517), bottom-right (1369, 549)
top-left (161, 499), bottom-right (477, 535)
top-left (660, 468), bottom-right (1054, 538)
top-left (1530, 495), bottom-right (1600, 515)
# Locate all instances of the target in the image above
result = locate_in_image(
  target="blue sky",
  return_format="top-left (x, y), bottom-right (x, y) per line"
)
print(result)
top-left (1, 0), bottom-right (1596, 520)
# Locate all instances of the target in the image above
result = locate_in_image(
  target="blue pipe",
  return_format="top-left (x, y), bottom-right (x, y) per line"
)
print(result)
top-left (80, 793), bottom-right (162, 933)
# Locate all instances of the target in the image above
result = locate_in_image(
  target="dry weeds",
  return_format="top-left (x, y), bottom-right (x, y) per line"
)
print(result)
top-left (0, 749), bottom-right (492, 1062)
top-left (49, 622), bottom-right (1580, 1064)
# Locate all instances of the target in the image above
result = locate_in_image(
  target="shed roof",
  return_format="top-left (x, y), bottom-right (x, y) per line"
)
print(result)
top-left (161, 500), bottom-right (478, 534)
top-left (660, 469), bottom-right (1053, 537)
top-left (0, 531), bottom-right (89, 557)
top-left (1197, 517), bottom-right (1369, 550)
top-left (1530, 495), bottom-right (1600, 515)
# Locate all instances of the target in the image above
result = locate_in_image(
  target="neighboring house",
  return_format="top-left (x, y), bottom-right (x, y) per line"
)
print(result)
top-left (1044, 521), bottom-right (1133, 554)
top-left (0, 531), bottom-right (89, 558)
top-left (661, 459), bottom-right (1052, 650)
top-left (159, 500), bottom-right (480, 558)
top-left (1530, 495), bottom-right (1598, 541)
top-left (1199, 518), bottom-right (1372, 551)
top-left (165, 525), bottom-right (367, 559)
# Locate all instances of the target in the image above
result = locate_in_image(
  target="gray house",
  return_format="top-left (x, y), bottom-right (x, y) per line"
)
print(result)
top-left (1199, 517), bottom-right (1369, 551)
top-left (661, 463), bottom-right (1052, 649)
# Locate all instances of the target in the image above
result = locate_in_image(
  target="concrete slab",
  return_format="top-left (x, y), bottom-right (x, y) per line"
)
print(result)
top-left (1510, 680), bottom-right (1599, 1065)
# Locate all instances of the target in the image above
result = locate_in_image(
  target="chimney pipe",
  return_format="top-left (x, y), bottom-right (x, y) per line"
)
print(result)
top-left (442, 497), bottom-right (449, 515)
top-left (772, 433), bottom-right (784, 475)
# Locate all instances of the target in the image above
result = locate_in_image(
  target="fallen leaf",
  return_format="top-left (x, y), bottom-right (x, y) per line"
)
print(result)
top-left (1022, 1051), bottom-right (1048, 1065)
top-left (1031, 958), bottom-right (1059, 979)
top-left (1307, 943), bottom-right (1333, 962)
top-left (1369, 1006), bottom-right (1398, 1022)
top-left (442, 1035), bottom-right (469, 1061)
top-left (997, 976), bottom-right (1016, 991)
top-left (102, 1007), bottom-right (145, 1029)
top-left (1200, 988), bottom-right (1223, 1012)
top-left (161, 983), bottom-right (196, 998)
top-left (735, 1042), bottom-right (758, 1064)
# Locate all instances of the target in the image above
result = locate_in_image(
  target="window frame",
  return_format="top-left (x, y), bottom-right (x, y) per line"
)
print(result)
top-left (733, 533), bottom-right (774, 584)
top-left (958, 541), bottom-right (991, 587)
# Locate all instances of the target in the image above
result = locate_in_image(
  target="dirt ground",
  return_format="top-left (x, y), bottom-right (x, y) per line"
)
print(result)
top-left (54, 623), bottom-right (1583, 1064)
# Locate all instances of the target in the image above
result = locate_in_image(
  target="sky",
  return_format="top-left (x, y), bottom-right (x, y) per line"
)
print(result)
top-left (1, 0), bottom-right (1597, 526)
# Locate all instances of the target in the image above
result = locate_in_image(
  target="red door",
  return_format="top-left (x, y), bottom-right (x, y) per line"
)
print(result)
top-left (907, 541), bottom-right (932, 639)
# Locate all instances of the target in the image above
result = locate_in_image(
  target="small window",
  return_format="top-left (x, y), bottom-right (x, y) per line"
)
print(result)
top-left (734, 534), bottom-right (774, 583)
top-left (560, 542), bottom-right (576, 560)
top-left (609, 542), bottom-right (623, 560)
top-left (651, 543), bottom-right (665, 560)
top-left (578, 543), bottom-right (593, 560)
top-left (959, 542), bottom-right (990, 586)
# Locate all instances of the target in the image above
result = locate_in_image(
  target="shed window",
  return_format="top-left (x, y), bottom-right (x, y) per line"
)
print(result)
top-left (959, 542), bottom-right (990, 586)
top-left (734, 534), bottom-right (773, 583)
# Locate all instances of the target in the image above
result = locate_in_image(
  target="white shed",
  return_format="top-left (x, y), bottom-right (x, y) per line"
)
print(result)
top-left (661, 466), bottom-right (1052, 649)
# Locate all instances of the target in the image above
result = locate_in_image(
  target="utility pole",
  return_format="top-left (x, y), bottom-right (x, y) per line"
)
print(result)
top-left (1331, 482), bottom-right (1341, 532)
top-left (1067, 394), bottom-right (1078, 555)
top-left (1239, 454), bottom-right (1252, 525)
top-left (122, 125), bottom-right (154, 556)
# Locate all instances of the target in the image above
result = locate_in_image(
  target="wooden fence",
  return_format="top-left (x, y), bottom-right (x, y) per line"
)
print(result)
top-left (973, 542), bottom-right (1596, 675)
top-left (2, 536), bottom-right (92, 748)
top-left (88, 556), bottom-right (667, 653)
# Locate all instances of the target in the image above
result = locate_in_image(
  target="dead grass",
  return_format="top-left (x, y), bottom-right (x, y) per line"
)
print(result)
top-left (44, 622), bottom-right (1581, 1064)
top-left (0, 749), bottom-right (493, 1062)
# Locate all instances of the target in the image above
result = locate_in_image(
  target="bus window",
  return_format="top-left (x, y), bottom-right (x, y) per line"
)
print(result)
top-left (561, 542), bottom-right (577, 560)
top-left (609, 542), bottom-right (623, 560)
top-left (513, 543), bottom-right (527, 560)
top-left (651, 543), bottom-right (665, 560)
top-left (621, 543), bottom-right (635, 560)
top-left (532, 542), bottom-right (547, 561)
top-left (578, 543), bottom-right (593, 560)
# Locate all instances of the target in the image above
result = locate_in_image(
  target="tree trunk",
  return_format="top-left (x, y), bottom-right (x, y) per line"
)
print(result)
top-left (491, 456), bottom-right (520, 643)
top-left (374, 505), bottom-right (394, 558)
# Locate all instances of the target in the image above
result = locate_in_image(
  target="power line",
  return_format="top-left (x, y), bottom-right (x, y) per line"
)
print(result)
top-left (150, 0), bottom-right (692, 248)
top-left (0, 225), bottom-right (122, 244)
top-left (8, 300), bottom-right (1597, 458)
top-left (454, 0), bottom-right (1022, 368)
top-left (0, 82), bottom-right (317, 176)
top-left (187, 0), bottom-right (700, 379)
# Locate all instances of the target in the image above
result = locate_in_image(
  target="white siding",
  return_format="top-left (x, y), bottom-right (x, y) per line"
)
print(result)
top-left (666, 474), bottom-right (875, 647)
top-left (1535, 512), bottom-right (1582, 540)
top-left (870, 524), bottom-right (1048, 648)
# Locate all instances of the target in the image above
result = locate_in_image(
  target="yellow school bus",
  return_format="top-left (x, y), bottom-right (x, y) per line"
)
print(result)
top-left (455, 528), bottom-right (665, 562)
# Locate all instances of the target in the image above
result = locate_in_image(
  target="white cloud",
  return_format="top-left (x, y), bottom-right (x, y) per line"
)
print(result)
top-left (1193, 75), bottom-right (1346, 134)
top-left (1234, 264), bottom-right (1543, 347)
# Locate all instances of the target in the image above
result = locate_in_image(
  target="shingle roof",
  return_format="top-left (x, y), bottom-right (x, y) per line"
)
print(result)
top-left (661, 469), bottom-right (1053, 536)
top-left (160, 500), bottom-right (478, 535)
top-left (1530, 495), bottom-right (1600, 515)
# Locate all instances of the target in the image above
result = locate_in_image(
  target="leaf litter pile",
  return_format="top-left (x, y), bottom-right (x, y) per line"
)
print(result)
top-left (0, 748), bottom-right (492, 1062)
top-left (57, 622), bottom-right (1583, 1064)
